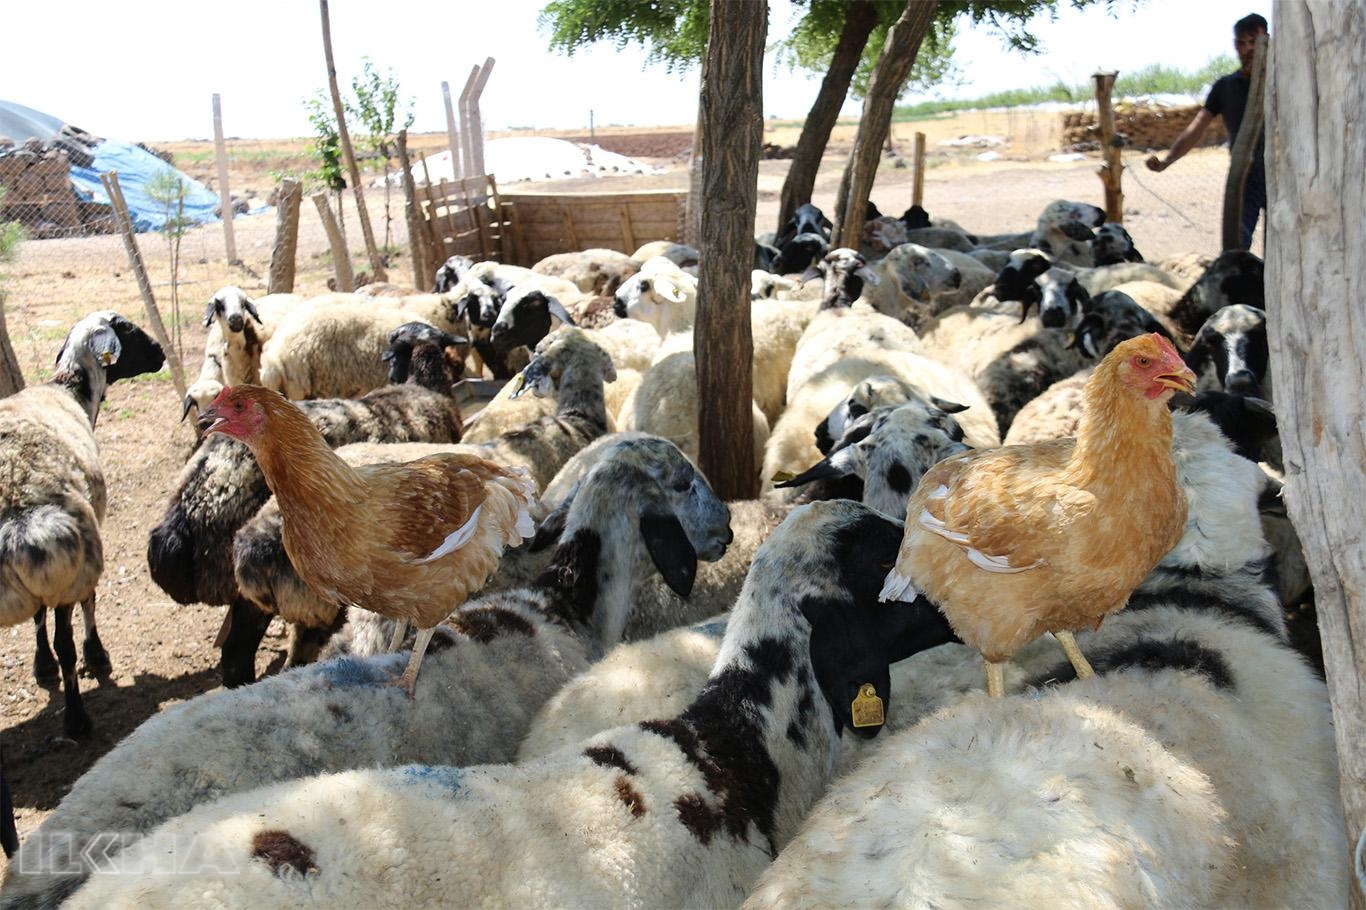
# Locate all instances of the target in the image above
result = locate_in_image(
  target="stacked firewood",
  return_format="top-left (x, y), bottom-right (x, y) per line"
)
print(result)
top-left (1061, 102), bottom-right (1229, 153)
top-left (0, 139), bottom-right (113, 237)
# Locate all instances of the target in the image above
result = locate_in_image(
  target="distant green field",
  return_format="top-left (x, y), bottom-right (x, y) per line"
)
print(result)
top-left (892, 55), bottom-right (1237, 122)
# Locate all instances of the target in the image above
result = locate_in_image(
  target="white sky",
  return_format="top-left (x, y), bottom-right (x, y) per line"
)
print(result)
top-left (4, 0), bottom-right (1273, 142)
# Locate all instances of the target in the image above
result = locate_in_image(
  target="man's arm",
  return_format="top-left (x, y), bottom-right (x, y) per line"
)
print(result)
top-left (1146, 109), bottom-right (1216, 172)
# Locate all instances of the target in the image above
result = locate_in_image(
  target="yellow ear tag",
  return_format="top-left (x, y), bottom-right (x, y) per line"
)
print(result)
top-left (508, 371), bottom-right (527, 397)
top-left (851, 683), bottom-right (885, 728)
top-left (770, 470), bottom-right (796, 484)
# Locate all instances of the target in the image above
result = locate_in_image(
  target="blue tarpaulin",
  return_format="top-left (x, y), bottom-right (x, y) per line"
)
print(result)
top-left (1, 99), bottom-right (221, 233)
top-left (69, 140), bottom-right (221, 233)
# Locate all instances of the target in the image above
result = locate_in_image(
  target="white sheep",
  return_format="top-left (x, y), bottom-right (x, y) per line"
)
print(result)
top-left (184, 287), bottom-right (304, 417)
top-left (532, 248), bottom-right (639, 296)
top-left (743, 409), bottom-right (1345, 909)
top-left (617, 330), bottom-right (772, 478)
top-left (765, 310), bottom-right (997, 492)
top-left (0, 436), bottom-right (732, 909)
top-left (0, 312), bottom-right (164, 737)
top-left (258, 301), bottom-right (434, 400)
top-left (859, 243), bottom-right (962, 329)
top-left (58, 499), bottom-right (931, 910)
top-left (784, 303), bottom-right (924, 402)
top-left (613, 255), bottom-right (699, 336)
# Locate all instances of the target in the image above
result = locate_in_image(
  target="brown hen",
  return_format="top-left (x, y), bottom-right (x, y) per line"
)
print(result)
top-left (199, 385), bottom-right (535, 696)
top-left (880, 333), bottom-right (1196, 696)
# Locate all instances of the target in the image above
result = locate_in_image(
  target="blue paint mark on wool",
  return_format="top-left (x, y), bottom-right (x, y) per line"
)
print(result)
top-left (690, 621), bottom-right (729, 639)
top-left (315, 656), bottom-right (390, 687)
top-left (400, 764), bottom-right (464, 795)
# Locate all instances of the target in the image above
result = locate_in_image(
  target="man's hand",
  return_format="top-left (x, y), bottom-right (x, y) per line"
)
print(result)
top-left (1146, 155), bottom-right (1169, 172)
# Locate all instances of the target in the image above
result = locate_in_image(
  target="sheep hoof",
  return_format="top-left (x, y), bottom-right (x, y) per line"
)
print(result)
top-left (62, 707), bottom-right (93, 739)
top-left (83, 641), bottom-right (113, 676)
top-left (33, 653), bottom-right (59, 689)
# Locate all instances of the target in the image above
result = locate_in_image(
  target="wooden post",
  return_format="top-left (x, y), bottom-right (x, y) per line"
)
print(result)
top-left (1092, 71), bottom-right (1123, 223)
top-left (1267, 6), bottom-right (1364, 903)
top-left (467, 58), bottom-right (496, 178)
top-left (441, 81), bottom-right (463, 181)
top-left (318, 0), bottom-right (387, 282)
top-left (695, 0), bottom-right (765, 500)
top-left (312, 191), bottom-right (354, 291)
top-left (1223, 34), bottom-right (1269, 251)
top-left (268, 178), bottom-right (303, 293)
top-left (99, 171), bottom-right (188, 401)
top-left (211, 94), bottom-right (238, 264)
top-left (458, 66), bottom-right (480, 180)
top-left (396, 130), bottom-right (430, 290)
top-left (911, 131), bottom-right (926, 207)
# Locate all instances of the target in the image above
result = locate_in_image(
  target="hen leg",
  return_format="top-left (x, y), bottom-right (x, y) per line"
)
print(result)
top-left (985, 660), bottom-right (1006, 698)
top-left (389, 626), bottom-right (436, 699)
top-left (387, 619), bottom-right (410, 653)
top-left (1053, 631), bottom-right (1095, 679)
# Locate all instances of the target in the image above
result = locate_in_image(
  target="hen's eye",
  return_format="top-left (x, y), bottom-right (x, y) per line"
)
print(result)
top-left (1136, 355), bottom-right (1151, 368)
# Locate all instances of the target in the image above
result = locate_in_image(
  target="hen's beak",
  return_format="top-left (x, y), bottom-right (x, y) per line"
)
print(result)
top-left (1156, 364), bottom-right (1198, 394)
top-left (196, 406), bottom-right (226, 436)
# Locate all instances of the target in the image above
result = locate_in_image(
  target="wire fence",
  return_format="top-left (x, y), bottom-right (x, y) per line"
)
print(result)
top-left (1, 109), bottom-right (1262, 384)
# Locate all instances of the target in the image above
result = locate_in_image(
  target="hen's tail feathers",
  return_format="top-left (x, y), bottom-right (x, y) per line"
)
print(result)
top-left (879, 567), bottom-right (920, 603)
top-left (490, 465), bottom-right (539, 547)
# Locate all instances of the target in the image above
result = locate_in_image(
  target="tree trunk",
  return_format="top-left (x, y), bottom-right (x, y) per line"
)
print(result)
top-left (1267, 4), bottom-right (1365, 904)
top-left (0, 294), bottom-right (25, 397)
top-left (834, 0), bottom-right (938, 250)
top-left (775, 0), bottom-right (879, 235)
top-left (319, 0), bottom-right (387, 284)
top-left (695, 0), bottom-right (766, 500)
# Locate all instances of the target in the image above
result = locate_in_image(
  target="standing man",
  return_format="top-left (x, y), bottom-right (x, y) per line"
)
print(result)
top-left (1146, 13), bottom-right (1269, 251)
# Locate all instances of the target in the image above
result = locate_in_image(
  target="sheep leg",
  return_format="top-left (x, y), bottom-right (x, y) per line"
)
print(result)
top-left (285, 610), bottom-right (348, 669)
top-left (79, 595), bottom-right (111, 676)
top-left (985, 660), bottom-right (1006, 698)
top-left (387, 626), bottom-right (436, 699)
top-left (218, 597), bottom-right (275, 689)
top-left (53, 605), bottom-right (91, 738)
top-left (1053, 630), bottom-right (1096, 679)
top-left (31, 612), bottom-right (58, 688)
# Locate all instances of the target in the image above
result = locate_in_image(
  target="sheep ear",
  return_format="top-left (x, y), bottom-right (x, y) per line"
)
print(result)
top-left (181, 395), bottom-right (196, 421)
top-left (774, 445), bottom-right (864, 489)
top-left (546, 296), bottom-right (577, 327)
top-left (640, 510), bottom-right (697, 597)
top-left (655, 276), bottom-right (687, 305)
top-left (1059, 221), bottom-right (1096, 242)
top-left (856, 265), bottom-right (882, 287)
top-left (929, 396), bottom-right (968, 414)
top-left (1245, 396), bottom-right (1275, 418)
top-left (1021, 254), bottom-right (1052, 280)
top-left (1017, 285), bottom-right (1041, 323)
top-left (244, 298), bottom-right (262, 323)
top-left (202, 299), bottom-right (219, 327)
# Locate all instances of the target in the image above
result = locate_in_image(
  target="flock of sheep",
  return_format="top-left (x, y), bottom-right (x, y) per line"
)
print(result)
top-left (0, 195), bottom-right (1345, 907)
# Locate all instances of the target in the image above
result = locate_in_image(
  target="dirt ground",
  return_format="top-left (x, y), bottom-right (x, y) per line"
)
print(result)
top-left (0, 109), bottom-right (1246, 848)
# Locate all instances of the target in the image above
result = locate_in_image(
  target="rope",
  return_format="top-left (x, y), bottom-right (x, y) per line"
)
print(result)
top-left (1122, 155), bottom-right (1203, 230)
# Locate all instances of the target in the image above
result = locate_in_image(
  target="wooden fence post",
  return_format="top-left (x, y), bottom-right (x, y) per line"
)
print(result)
top-left (458, 66), bottom-right (480, 180)
top-left (212, 94), bottom-right (238, 264)
top-left (99, 171), bottom-right (188, 401)
top-left (466, 58), bottom-right (496, 178)
top-left (1223, 34), bottom-right (1268, 251)
top-left (1092, 70), bottom-right (1123, 223)
top-left (268, 178), bottom-right (303, 293)
top-left (441, 81), bottom-right (463, 181)
top-left (319, 0), bottom-right (387, 282)
top-left (912, 131), bottom-right (926, 208)
top-left (395, 131), bottom-right (430, 290)
top-left (312, 192), bottom-right (354, 291)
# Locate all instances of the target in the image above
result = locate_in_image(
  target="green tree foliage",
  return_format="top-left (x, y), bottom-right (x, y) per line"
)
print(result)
top-left (539, 0), bottom-right (710, 72)
top-left (539, 0), bottom-right (1112, 99)
top-left (145, 170), bottom-right (195, 363)
top-left (345, 58), bottom-right (415, 252)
